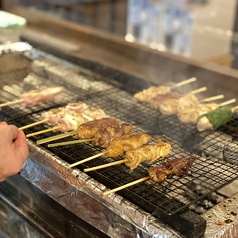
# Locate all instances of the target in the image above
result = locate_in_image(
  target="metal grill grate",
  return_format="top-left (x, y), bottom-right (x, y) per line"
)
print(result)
top-left (1, 46), bottom-right (238, 237)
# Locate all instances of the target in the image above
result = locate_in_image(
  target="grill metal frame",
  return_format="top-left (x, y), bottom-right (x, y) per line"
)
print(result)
top-left (1, 43), bottom-right (238, 237)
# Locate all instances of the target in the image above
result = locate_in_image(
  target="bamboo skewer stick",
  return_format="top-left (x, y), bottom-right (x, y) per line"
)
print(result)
top-left (26, 125), bottom-right (63, 137)
top-left (0, 99), bottom-right (24, 108)
top-left (84, 159), bottom-right (125, 172)
top-left (232, 105), bottom-right (238, 111)
top-left (48, 138), bottom-right (94, 147)
top-left (170, 77), bottom-right (197, 89)
top-left (37, 131), bottom-right (76, 144)
top-left (68, 152), bottom-right (105, 168)
top-left (19, 119), bottom-right (49, 131)
top-left (218, 98), bottom-right (236, 107)
top-left (199, 94), bottom-right (224, 103)
top-left (102, 176), bottom-right (150, 196)
top-left (189, 86), bottom-right (207, 95)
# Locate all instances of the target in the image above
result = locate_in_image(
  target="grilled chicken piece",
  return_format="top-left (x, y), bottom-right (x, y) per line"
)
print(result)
top-left (159, 98), bottom-right (179, 115)
top-left (148, 157), bottom-right (196, 183)
top-left (93, 123), bottom-right (133, 147)
top-left (159, 93), bottom-right (199, 115)
top-left (19, 86), bottom-right (64, 106)
top-left (104, 133), bottom-right (152, 157)
top-left (76, 117), bottom-right (120, 139)
top-left (124, 140), bottom-right (172, 170)
top-left (177, 93), bottom-right (200, 110)
top-left (134, 86), bottom-right (171, 102)
top-left (177, 103), bottom-right (218, 124)
top-left (149, 92), bottom-right (181, 109)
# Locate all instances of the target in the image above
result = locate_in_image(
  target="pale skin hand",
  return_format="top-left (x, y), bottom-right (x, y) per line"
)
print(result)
top-left (0, 122), bottom-right (29, 182)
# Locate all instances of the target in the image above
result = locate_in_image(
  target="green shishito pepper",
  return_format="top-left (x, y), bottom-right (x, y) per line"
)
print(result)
top-left (202, 106), bottom-right (233, 129)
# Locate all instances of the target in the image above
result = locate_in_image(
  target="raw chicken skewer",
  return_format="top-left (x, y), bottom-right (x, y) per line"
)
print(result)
top-left (0, 86), bottom-right (64, 108)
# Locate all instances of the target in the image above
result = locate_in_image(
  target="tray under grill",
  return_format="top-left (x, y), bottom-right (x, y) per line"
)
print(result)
top-left (1, 44), bottom-right (238, 237)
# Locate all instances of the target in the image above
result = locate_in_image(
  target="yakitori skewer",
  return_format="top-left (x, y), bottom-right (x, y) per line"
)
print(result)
top-left (197, 105), bottom-right (238, 132)
top-left (150, 89), bottom-right (223, 111)
top-left (102, 157), bottom-right (196, 196)
top-left (68, 133), bottom-right (152, 168)
top-left (38, 117), bottom-right (132, 147)
top-left (0, 86), bottom-right (64, 108)
top-left (134, 77), bottom-right (197, 102)
top-left (83, 139), bottom-right (172, 172)
top-left (21, 102), bottom-right (105, 132)
top-left (178, 98), bottom-right (236, 125)
top-left (159, 86), bottom-right (207, 115)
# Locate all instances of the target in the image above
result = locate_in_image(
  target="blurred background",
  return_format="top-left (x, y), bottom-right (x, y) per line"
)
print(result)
top-left (1, 0), bottom-right (237, 69)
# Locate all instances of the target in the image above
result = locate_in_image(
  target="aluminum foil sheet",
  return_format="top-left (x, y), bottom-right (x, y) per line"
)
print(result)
top-left (202, 193), bottom-right (238, 238)
top-left (20, 140), bottom-right (181, 238)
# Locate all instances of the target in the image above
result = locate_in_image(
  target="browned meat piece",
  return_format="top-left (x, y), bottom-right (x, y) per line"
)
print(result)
top-left (148, 157), bottom-right (196, 183)
top-left (76, 117), bottom-right (120, 139)
top-left (93, 123), bottom-right (133, 148)
top-left (104, 133), bottom-right (152, 157)
top-left (124, 140), bottom-right (172, 170)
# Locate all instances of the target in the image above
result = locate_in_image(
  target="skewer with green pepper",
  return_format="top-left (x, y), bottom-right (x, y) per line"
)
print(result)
top-left (197, 106), bottom-right (237, 132)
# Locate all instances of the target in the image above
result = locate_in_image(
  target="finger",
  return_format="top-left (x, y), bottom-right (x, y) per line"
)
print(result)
top-left (13, 131), bottom-right (29, 163)
top-left (0, 121), bottom-right (8, 125)
top-left (8, 125), bottom-right (19, 140)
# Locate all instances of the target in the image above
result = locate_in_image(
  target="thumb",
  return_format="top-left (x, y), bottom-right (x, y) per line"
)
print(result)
top-left (14, 130), bottom-right (29, 163)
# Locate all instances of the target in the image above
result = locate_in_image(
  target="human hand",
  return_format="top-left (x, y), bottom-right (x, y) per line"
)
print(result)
top-left (0, 122), bottom-right (29, 182)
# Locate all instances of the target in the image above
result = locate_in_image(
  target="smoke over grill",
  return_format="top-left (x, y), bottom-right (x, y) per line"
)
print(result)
top-left (1, 42), bottom-right (238, 238)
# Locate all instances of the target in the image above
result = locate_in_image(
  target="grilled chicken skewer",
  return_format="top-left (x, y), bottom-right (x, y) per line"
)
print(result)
top-left (178, 98), bottom-right (236, 125)
top-left (84, 139), bottom-right (172, 172)
top-left (0, 86), bottom-right (64, 109)
top-left (134, 77), bottom-right (196, 102)
top-left (68, 133), bottom-right (152, 168)
top-left (103, 157), bottom-right (196, 196)
top-left (150, 93), bottom-right (223, 110)
top-left (37, 117), bottom-right (132, 145)
top-left (197, 105), bottom-right (238, 132)
top-left (159, 87), bottom-right (207, 115)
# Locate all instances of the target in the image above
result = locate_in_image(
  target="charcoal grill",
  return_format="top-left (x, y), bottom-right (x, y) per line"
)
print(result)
top-left (1, 42), bottom-right (238, 238)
